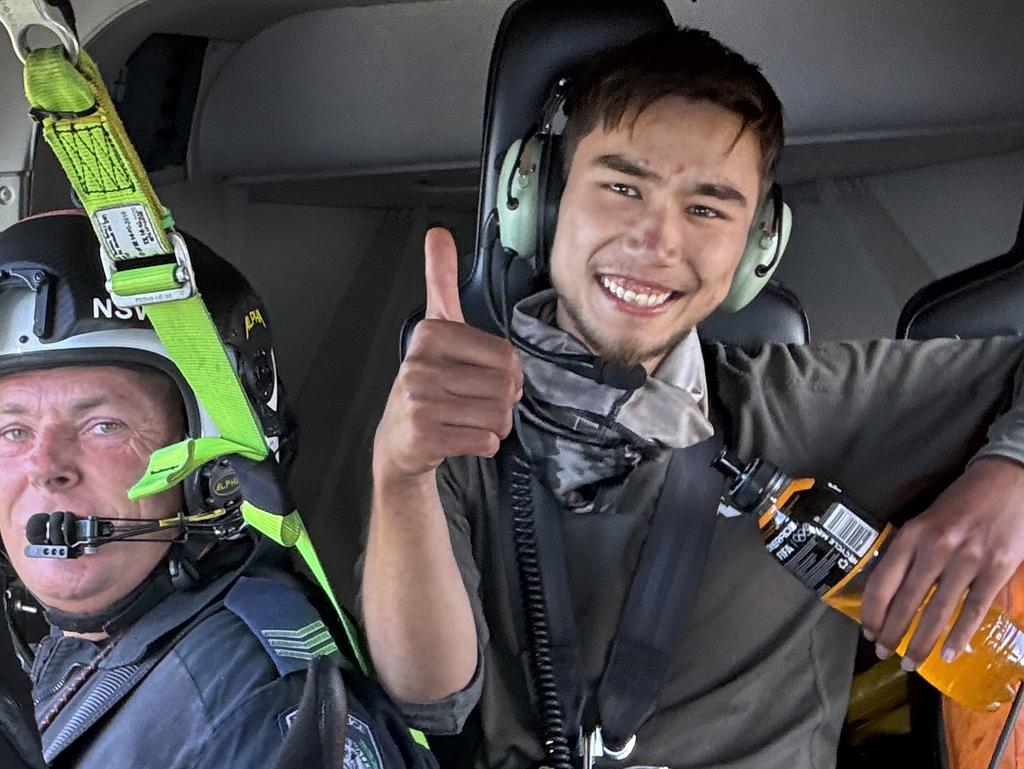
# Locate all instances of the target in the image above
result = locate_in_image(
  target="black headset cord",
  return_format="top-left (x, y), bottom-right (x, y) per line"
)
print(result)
top-left (508, 410), bottom-right (575, 769)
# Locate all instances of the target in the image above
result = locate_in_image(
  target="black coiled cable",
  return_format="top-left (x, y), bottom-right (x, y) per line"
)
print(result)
top-left (496, 199), bottom-right (575, 768)
top-left (508, 448), bottom-right (575, 769)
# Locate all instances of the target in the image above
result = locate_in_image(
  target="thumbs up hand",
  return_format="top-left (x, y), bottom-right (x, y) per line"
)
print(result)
top-left (373, 228), bottom-right (523, 484)
top-left (423, 227), bottom-right (466, 323)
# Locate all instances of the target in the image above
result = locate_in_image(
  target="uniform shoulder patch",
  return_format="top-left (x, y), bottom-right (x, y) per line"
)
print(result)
top-left (345, 712), bottom-right (385, 769)
top-left (223, 576), bottom-right (341, 677)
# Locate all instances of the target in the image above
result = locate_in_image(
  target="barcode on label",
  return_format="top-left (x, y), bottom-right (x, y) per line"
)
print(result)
top-left (821, 503), bottom-right (878, 558)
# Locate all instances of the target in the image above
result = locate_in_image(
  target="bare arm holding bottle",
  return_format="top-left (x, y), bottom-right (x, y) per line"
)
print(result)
top-left (710, 338), bottom-right (1024, 673)
top-left (861, 456), bottom-right (1024, 670)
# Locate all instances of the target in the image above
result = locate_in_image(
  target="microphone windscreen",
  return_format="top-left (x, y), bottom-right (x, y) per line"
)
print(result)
top-left (25, 514), bottom-right (49, 545)
top-left (47, 511), bottom-right (74, 547)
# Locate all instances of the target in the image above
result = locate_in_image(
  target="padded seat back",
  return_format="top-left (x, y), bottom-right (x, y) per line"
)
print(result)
top-left (897, 203), bottom-right (1024, 339)
top-left (699, 282), bottom-right (809, 348)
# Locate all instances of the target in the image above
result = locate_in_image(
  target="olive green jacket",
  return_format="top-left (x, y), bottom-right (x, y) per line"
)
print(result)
top-left (398, 337), bottom-right (1024, 769)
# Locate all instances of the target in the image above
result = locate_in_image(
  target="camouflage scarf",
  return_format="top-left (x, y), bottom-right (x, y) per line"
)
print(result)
top-left (512, 289), bottom-right (714, 512)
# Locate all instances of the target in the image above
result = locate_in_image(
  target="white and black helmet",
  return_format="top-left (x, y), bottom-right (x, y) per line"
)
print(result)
top-left (0, 211), bottom-right (296, 514)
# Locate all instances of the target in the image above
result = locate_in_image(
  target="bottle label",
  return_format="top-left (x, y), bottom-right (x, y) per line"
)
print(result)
top-left (764, 502), bottom-right (882, 595)
top-left (820, 503), bottom-right (876, 558)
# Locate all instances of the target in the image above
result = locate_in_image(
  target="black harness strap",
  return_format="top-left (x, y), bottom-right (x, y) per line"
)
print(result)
top-left (499, 432), bottom-right (724, 757)
top-left (37, 540), bottom-right (265, 762)
top-left (41, 600), bottom-right (224, 762)
top-left (596, 434), bottom-right (723, 748)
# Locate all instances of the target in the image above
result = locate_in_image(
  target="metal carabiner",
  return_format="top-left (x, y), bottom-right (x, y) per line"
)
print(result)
top-left (581, 727), bottom-right (638, 769)
top-left (0, 0), bottom-right (79, 65)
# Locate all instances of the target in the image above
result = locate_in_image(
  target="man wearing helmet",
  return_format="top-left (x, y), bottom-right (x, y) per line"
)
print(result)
top-left (0, 213), bottom-right (430, 769)
top-left (364, 26), bottom-right (1024, 769)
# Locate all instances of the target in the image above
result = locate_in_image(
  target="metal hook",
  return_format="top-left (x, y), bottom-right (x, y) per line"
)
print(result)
top-left (0, 0), bottom-right (80, 65)
top-left (581, 727), bottom-right (637, 769)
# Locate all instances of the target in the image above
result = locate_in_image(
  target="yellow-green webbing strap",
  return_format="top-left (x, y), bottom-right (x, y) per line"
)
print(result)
top-left (24, 47), bottom-right (165, 226)
top-left (242, 504), bottom-right (370, 673)
top-left (24, 47), bottom-right (267, 455)
top-left (20, 47), bottom-right (384, 687)
top-left (245, 502), bottom-right (428, 747)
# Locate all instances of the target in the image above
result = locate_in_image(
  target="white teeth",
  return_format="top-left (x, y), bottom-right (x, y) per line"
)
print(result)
top-left (600, 276), bottom-right (672, 307)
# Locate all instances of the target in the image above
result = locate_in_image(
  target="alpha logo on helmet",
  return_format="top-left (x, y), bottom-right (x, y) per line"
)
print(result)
top-left (213, 475), bottom-right (240, 496)
top-left (244, 308), bottom-right (266, 340)
top-left (92, 297), bottom-right (147, 321)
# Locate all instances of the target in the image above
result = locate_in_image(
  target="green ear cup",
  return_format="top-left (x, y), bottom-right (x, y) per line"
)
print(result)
top-left (720, 193), bottom-right (793, 313)
top-left (497, 138), bottom-right (543, 259)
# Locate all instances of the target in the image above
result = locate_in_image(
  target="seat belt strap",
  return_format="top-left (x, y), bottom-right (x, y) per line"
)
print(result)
top-left (595, 434), bottom-right (723, 749)
top-left (502, 431), bottom-right (723, 756)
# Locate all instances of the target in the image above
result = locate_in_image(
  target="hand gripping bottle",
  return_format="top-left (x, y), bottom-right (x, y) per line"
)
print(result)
top-left (712, 449), bottom-right (1024, 711)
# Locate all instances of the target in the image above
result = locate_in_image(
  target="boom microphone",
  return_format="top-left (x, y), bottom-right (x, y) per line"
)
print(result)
top-left (24, 507), bottom-right (240, 560)
top-left (508, 330), bottom-right (648, 391)
top-left (24, 513), bottom-right (51, 547)
top-left (25, 511), bottom-right (174, 559)
top-left (24, 511), bottom-right (118, 559)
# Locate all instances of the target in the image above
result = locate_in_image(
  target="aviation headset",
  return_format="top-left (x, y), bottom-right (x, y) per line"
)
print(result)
top-left (494, 78), bottom-right (793, 313)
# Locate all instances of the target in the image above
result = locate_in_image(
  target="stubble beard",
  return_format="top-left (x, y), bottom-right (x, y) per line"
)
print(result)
top-left (557, 294), bottom-right (694, 369)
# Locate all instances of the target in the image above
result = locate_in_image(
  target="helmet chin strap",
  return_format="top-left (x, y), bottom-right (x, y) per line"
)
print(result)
top-left (38, 539), bottom-right (209, 635)
top-left (39, 557), bottom-right (177, 635)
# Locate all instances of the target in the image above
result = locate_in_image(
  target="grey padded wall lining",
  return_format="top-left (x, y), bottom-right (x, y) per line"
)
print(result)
top-left (194, 1), bottom-right (504, 181)
top-left (675, 0), bottom-right (1024, 137)
top-left (192, 0), bottom-right (1024, 183)
top-left (155, 172), bottom-right (477, 603)
top-left (775, 150), bottom-right (1024, 340)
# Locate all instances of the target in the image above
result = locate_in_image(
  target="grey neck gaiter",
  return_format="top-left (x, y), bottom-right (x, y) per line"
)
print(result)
top-left (511, 289), bottom-right (714, 511)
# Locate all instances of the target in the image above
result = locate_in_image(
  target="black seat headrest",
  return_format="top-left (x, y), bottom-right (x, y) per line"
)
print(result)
top-left (455, 0), bottom-right (674, 336)
top-left (897, 201), bottom-right (1024, 339)
top-left (699, 282), bottom-right (809, 348)
top-left (399, 0), bottom-right (810, 360)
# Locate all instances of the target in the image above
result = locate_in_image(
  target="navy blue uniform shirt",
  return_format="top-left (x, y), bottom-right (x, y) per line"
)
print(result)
top-left (30, 550), bottom-right (392, 769)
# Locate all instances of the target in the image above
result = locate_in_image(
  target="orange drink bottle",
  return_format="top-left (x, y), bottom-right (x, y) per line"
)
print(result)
top-left (712, 450), bottom-right (1024, 712)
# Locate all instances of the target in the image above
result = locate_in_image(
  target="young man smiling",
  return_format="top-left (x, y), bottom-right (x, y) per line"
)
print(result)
top-left (363, 28), bottom-right (1024, 768)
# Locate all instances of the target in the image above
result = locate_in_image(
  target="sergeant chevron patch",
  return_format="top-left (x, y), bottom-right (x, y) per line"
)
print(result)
top-left (262, 620), bottom-right (339, 661)
top-left (224, 575), bottom-right (342, 676)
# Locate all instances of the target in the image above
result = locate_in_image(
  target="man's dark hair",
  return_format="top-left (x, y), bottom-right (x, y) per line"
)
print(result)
top-left (562, 27), bottom-right (784, 182)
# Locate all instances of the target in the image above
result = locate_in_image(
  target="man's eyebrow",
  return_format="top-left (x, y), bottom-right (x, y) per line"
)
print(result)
top-left (71, 396), bottom-right (111, 414)
top-left (594, 154), bottom-right (663, 183)
top-left (595, 155), bottom-right (749, 207)
top-left (0, 397), bottom-right (117, 417)
top-left (693, 182), bottom-right (748, 207)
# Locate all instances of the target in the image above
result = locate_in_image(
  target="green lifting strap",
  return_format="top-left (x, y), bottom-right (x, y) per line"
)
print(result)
top-left (24, 48), bottom-right (268, 457)
top-left (18, 45), bottom-right (396, 700)
top-left (242, 503), bottom-right (371, 675)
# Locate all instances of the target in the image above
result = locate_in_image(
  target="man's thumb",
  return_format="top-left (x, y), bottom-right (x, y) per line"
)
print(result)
top-left (424, 227), bottom-right (465, 323)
